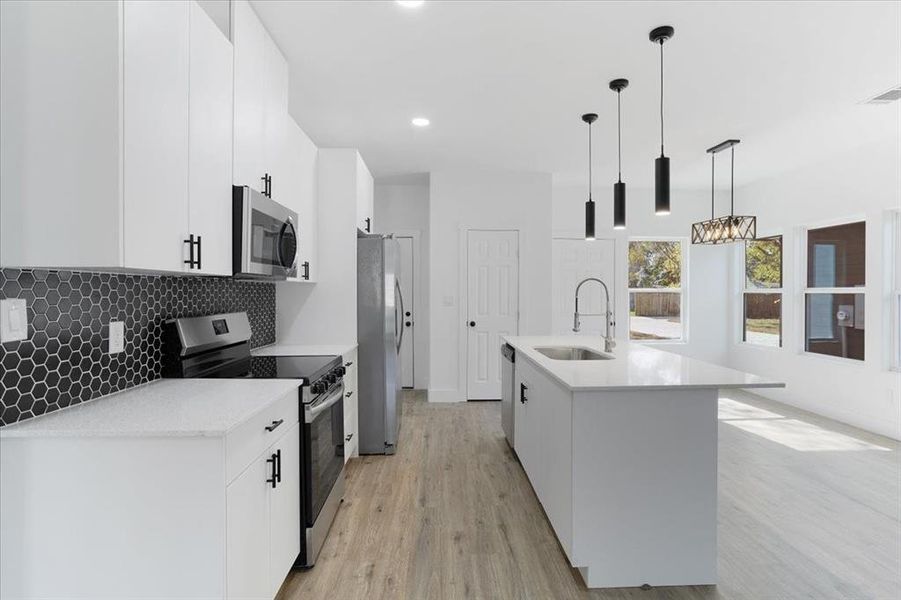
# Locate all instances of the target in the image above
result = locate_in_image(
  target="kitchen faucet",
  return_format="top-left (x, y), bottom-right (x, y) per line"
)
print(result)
top-left (573, 277), bottom-right (616, 353)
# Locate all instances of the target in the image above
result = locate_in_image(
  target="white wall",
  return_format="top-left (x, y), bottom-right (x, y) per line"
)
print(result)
top-left (552, 184), bottom-right (731, 365)
top-left (727, 135), bottom-right (901, 440)
top-left (374, 179), bottom-right (430, 389)
top-left (428, 170), bottom-right (553, 402)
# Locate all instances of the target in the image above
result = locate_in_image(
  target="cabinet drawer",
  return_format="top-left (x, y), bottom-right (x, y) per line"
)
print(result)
top-left (226, 390), bottom-right (299, 483)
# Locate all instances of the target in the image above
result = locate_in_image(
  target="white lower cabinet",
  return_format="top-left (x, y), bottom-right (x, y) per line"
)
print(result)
top-left (0, 390), bottom-right (301, 600)
top-left (343, 347), bottom-right (359, 462)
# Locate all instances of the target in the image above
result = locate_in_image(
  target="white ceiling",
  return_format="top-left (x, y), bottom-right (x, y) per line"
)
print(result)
top-left (252, 0), bottom-right (900, 189)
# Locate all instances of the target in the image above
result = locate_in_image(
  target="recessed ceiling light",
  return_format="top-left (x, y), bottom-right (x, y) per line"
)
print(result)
top-left (411, 117), bottom-right (430, 127)
top-left (396, 1), bottom-right (425, 8)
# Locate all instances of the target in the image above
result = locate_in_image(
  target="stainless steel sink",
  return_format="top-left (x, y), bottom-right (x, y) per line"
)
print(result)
top-left (534, 346), bottom-right (613, 361)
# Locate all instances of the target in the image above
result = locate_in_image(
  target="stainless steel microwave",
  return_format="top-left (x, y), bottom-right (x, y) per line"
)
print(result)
top-left (232, 186), bottom-right (298, 280)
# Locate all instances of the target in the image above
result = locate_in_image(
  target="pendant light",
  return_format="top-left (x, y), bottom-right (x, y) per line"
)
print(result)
top-left (582, 113), bottom-right (598, 240)
top-left (650, 25), bottom-right (674, 216)
top-left (609, 79), bottom-right (628, 229)
top-left (691, 139), bottom-right (757, 244)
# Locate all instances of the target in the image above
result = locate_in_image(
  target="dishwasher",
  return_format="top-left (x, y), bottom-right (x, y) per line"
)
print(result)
top-left (501, 343), bottom-right (516, 447)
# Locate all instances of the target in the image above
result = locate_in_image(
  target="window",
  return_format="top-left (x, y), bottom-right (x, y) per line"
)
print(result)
top-left (628, 240), bottom-right (684, 341)
top-left (742, 236), bottom-right (783, 347)
top-left (803, 220), bottom-right (865, 361)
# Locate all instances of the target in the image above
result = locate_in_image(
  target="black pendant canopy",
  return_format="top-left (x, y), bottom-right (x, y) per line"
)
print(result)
top-left (609, 79), bottom-right (628, 230)
top-left (650, 25), bottom-right (674, 216)
top-left (691, 139), bottom-right (757, 244)
top-left (582, 113), bottom-right (598, 240)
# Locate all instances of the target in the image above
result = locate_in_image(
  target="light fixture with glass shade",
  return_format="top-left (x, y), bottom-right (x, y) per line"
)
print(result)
top-left (691, 139), bottom-right (757, 245)
top-left (609, 78), bottom-right (628, 230)
top-left (582, 113), bottom-right (598, 240)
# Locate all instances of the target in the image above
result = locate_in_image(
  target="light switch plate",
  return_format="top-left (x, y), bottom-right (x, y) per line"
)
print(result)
top-left (0, 298), bottom-right (28, 343)
top-left (109, 321), bottom-right (125, 354)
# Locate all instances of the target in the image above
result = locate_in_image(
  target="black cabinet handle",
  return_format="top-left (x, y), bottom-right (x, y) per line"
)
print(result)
top-left (264, 419), bottom-right (283, 432)
top-left (261, 173), bottom-right (272, 197)
top-left (344, 361), bottom-right (353, 367)
top-left (275, 448), bottom-right (281, 484)
top-left (183, 234), bottom-right (201, 269)
top-left (302, 261), bottom-right (310, 280)
top-left (520, 383), bottom-right (528, 404)
top-left (266, 453), bottom-right (277, 488)
top-left (345, 433), bottom-right (353, 442)
top-left (405, 311), bottom-right (411, 317)
top-left (405, 321), bottom-right (411, 327)
top-left (469, 321), bottom-right (476, 327)
top-left (364, 217), bottom-right (371, 233)
top-left (345, 391), bottom-right (353, 398)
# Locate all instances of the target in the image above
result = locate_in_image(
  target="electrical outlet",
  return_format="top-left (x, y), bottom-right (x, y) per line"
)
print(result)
top-left (0, 298), bottom-right (28, 343)
top-left (109, 321), bottom-right (125, 354)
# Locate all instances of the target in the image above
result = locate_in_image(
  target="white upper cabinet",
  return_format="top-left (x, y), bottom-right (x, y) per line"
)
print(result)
top-left (122, 0), bottom-right (190, 272)
top-left (0, 0), bottom-right (237, 275)
top-left (233, 0), bottom-right (290, 202)
top-left (356, 154), bottom-right (374, 233)
top-left (188, 1), bottom-right (233, 276)
top-left (283, 116), bottom-right (319, 282)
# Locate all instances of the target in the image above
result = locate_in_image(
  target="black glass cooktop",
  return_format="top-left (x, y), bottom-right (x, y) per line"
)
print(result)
top-left (248, 354), bottom-right (340, 382)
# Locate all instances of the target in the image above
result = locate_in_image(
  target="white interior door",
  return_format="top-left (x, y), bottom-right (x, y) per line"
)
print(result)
top-left (552, 238), bottom-right (615, 336)
top-left (466, 230), bottom-right (519, 400)
top-left (396, 236), bottom-right (415, 388)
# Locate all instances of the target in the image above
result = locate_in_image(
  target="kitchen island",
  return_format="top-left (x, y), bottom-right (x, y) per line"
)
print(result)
top-left (502, 336), bottom-right (784, 589)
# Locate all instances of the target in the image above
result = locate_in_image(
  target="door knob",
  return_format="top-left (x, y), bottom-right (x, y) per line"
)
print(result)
top-left (405, 321), bottom-right (412, 327)
top-left (469, 321), bottom-right (476, 327)
top-left (405, 311), bottom-right (411, 317)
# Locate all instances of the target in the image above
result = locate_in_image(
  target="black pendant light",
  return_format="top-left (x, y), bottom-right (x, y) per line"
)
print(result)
top-left (650, 25), bottom-right (674, 216)
top-left (582, 113), bottom-right (598, 240)
top-left (609, 79), bottom-right (628, 230)
top-left (691, 139), bottom-right (757, 244)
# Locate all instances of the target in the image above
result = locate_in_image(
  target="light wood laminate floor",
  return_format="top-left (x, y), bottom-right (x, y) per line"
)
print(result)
top-left (278, 390), bottom-right (900, 600)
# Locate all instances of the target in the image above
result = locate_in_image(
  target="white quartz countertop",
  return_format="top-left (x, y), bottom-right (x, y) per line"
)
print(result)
top-left (252, 343), bottom-right (357, 358)
top-left (504, 336), bottom-right (784, 392)
top-left (0, 379), bottom-right (302, 438)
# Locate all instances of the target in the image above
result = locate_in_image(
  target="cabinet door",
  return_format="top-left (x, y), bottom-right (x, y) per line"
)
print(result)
top-left (189, 1), bottom-right (233, 276)
top-left (269, 422), bottom-right (301, 595)
top-left (262, 33), bottom-right (289, 203)
top-left (284, 119), bottom-right (318, 282)
top-left (232, 0), bottom-right (266, 191)
top-left (226, 452), bottom-right (271, 599)
top-left (514, 366), bottom-right (537, 488)
top-left (355, 153), bottom-right (373, 233)
top-left (122, 0), bottom-right (190, 272)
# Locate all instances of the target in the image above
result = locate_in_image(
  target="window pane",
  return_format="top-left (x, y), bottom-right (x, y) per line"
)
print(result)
top-left (743, 293), bottom-right (782, 347)
top-left (807, 222), bottom-right (865, 288)
top-left (804, 293), bottom-right (864, 360)
top-left (629, 292), bottom-right (681, 340)
top-left (628, 241), bottom-right (681, 288)
top-left (745, 237), bottom-right (782, 289)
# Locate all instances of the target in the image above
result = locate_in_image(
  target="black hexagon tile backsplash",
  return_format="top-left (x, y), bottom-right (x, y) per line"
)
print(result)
top-left (0, 269), bottom-right (276, 426)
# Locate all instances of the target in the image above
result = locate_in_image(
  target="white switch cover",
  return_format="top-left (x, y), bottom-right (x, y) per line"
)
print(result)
top-left (0, 298), bottom-right (28, 343)
top-left (109, 321), bottom-right (125, 354)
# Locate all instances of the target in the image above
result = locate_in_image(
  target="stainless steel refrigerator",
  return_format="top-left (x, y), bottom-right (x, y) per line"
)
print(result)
top-left (357, 234), bottom-right (404, 454)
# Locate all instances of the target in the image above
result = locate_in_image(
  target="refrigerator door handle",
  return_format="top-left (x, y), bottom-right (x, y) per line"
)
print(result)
top-left (395, 278), bottom-right (405, 354)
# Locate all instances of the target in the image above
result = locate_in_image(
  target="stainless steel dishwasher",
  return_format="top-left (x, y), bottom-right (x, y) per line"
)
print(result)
top-left (501, 343), bottom-right (516, 447)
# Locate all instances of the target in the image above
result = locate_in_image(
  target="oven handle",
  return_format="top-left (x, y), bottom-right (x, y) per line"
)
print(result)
top-left (305, 384), bottom-right (344, 423)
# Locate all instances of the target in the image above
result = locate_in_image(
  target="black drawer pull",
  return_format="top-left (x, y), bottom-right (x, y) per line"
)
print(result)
top-left (266, 453), bottom-right (277, 488)
top-left (264, 419), bottom-right (284, 432)
top-left (275, 448), bottom-right (281, 484)
top-left (345, 391), bottom-right (353, 398)
top-left (345, 433), bottom-right (353, 442)
top-left (344, 361), bottom-right (353, 367)
top-left (520, 383), bottom-right (528, 404)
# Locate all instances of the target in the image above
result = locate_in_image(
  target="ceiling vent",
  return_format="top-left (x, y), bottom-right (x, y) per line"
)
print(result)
top-left (864, 85), bottom-right (901, 104)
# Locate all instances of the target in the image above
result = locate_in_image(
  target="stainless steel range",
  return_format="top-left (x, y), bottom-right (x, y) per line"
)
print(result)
top-left (161, 312), bottom-right (345, 567)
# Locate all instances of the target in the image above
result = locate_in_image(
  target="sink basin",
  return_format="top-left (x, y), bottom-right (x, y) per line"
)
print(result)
top-left (534, 346), bottom-right (613, 361)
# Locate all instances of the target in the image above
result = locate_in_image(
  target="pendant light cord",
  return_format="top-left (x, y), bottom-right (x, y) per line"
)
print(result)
top-left (730, 145), bottom-right (735, 216)
top-left (588, 121), bottom-right (593, 200)
top-left (710, 151), bottom-right (715, 219)
top-left (659, 40), bottom-right (665, 157)
top-left (617, 91), bottom-right (622, 181)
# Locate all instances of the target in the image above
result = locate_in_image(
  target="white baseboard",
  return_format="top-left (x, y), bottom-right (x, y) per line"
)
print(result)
top-left (426, 389), bottom-right (463, 403)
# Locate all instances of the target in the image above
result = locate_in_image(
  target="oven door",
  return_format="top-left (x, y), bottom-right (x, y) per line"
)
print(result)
top-left (233, 186), bottom-right (298, 279)
top-left (302, 383), bottom-right (345, 527)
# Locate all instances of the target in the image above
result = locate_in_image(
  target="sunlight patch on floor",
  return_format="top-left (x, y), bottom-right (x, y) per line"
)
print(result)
top-left (718, 396), bottom-right (891, 452)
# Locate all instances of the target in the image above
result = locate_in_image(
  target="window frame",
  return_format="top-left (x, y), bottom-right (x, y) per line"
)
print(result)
top-left (740, 235), bottom-right (784, 348)
top-left (627, 237), bottom-right (688, 344)
top-left (798, 216), bottom-right (867, 364)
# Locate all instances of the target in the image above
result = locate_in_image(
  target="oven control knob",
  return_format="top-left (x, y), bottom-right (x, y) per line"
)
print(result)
top-left (336, 366), bottom-right (346, 376)
top-left (312, 381), bottom-right (325, 394)
top-left (325, 374), bottom-right (336, 384)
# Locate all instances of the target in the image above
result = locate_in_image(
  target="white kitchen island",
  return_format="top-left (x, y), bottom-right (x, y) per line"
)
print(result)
top-left (503, 336), bottom-right (784, 589)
